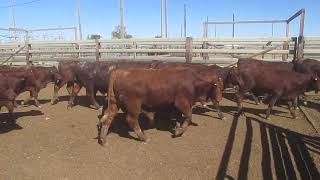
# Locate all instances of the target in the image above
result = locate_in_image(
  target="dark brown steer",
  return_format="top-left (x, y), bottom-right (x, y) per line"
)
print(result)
top-left (0, 73), bottom-right (27, 123)
top-left (293, 58), bottom-right (320, 90)
top-left (230, 67), bottom-right (319, 119)
top-left (0, 65), bottom-right (60, 107)
top-left (98, 67), bottom-right (223, 145)
top-left (54, 60), bottom-right (162, 109)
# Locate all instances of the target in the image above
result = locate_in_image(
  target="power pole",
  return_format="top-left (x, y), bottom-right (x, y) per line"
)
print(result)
top-left (11, 0), bottom-right (17, 41)
top-left (183, 3), bottom-right (186, 37)
top-left (120, 0), bottom-right (125, 39)
top-left (160, 0), bottom-right (164, 37)
top-left (232, 13), bottom-right (235, 38)
top-left (164, 0), bottom-right (168, 38)
top-left (77, 0), bottom-right (83, 40)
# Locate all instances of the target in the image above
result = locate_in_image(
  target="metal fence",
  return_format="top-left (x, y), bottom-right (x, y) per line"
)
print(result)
top-left (1, 8), bottom-right (319, 66)
top-left (0, 36), bottom-right (299, 66)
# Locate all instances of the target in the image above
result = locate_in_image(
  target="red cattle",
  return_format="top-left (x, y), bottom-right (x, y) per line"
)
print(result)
top-left (0, 65), bottom-right (60, 107)
top-left (98, 67), bottom-right (223, 145)
top-left (229, 66), bottom-right (319, 119)
top-left (0, 73), bottom-right (27, 123)
top-left (293, 58), bottom-right (320, 88)
top-left (51, 60), bottom-right (163, 109)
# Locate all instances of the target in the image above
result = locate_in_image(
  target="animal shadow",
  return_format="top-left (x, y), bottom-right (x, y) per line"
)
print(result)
top-left (0, 110), bottom-right (43, 134)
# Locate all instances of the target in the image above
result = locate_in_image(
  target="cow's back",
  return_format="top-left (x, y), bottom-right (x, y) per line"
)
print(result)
top-left (111, 68), bottom-right (196, 107)
top-left (238, 58), bottom-right (293, 71)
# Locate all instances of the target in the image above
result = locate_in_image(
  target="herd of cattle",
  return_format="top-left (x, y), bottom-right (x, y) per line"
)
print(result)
top-left (0, 58), bottom-right (319, 145)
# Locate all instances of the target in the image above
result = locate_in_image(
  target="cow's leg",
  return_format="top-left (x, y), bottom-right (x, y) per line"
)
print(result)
top-left (68, 83), bottom-right (82, 108)
top-left (235, 92), bottom-right (245, 114)
top-left (293, 97), bottom-right (299, 110)
top-left (66, 82), bottom-right (75, 95)
top-left (211, 99), bottom-right (225, 120)
top-left (98, 102), bottom-right (119, 145)
top-left (173, 111), bottom-right (182, 129)
top-left (51, 79), bottom-right (68, 105)
top-left (127, 112), bottom-right (149, 142)
top-left (87, 86), bottom-right (100, 110)
top-left (287, 101), bottom-right (297, 119)
top-left (22, 91), bottom-right (33, 105)
top-left (143, 111), bottom-right (155, 128)
top-left (250, 93), bottom-right (261, 105)
top-left (67, 84), bottom-right (77, 108)
top-left (33, 89), bottom-right (41, 108)
top-left (5, 101), bottom-right (15, 124)
top-left (174, 98), bottom-right (192, 137)
top-left (266, 95), bottom-right (279, 120)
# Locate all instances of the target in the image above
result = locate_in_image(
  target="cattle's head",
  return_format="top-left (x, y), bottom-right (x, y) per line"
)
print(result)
top-left (41, 67), bottom-right (62, 87)
top-left (226, 67), bottom-right (243, 89)
top-left (311, 76), bottom-right (320, 93)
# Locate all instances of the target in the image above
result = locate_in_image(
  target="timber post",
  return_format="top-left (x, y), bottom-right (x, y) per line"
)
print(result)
top-left (95, 39), bottom-right (101, 61)
top-left (185, 37), bottom-right (193, 63)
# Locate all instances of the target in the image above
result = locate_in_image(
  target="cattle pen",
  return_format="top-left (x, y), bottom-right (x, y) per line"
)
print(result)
top-left (0, 6), bottom-right (320, 180)
top-left (0, 9), bottom-right (319, 67)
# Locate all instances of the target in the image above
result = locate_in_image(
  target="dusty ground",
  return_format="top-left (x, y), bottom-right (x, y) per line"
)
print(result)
top-left (0, 84), bottom-right (319, 180)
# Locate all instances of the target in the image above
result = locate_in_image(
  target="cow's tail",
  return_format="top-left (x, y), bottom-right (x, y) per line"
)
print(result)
top-left (106, 70), bottom-right (117, 114)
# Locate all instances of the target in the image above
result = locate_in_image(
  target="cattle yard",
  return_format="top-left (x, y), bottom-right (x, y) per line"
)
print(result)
top-left (0, 85), bottom-right (319, 179)
top-left (0, 7), bottom-right (320, 180)
top-left (1, 9), bottom-right (320, 67)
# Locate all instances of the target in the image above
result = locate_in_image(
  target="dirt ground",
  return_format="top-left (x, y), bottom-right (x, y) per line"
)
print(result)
top-left (0, 84), bottom-right (319, 180)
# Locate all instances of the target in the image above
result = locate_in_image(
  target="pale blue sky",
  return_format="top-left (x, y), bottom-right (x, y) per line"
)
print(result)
top-left (0, 0), bottom-right (319, 39)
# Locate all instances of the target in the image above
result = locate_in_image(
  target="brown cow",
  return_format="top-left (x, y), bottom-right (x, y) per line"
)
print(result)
top-left (98, 67), bottom-right (223, 145)
top-left (52, 60), bottom-right (162, 109)
top-left (293, 58), bottom-right (320, 86)
top-left (0, 65), bottom-right (60, 107)
top-left (229, 66), bottom-right (319, 119)
top-left (152, 62), bottom-right (231, 119)
top-left (0, 73), bottom-right (27, 123)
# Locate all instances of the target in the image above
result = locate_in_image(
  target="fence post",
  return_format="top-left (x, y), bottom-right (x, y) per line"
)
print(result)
top-left (133, 42), bottom-right (137, 59)
top-left (75, 43), bottom-right (80, 59)
top-left (291, 37), bottom-right (298, 61)
top-left (185, 37), bottom-right (193, 63)
top-left (95, 39), bottom-right (101, 61)
top-left (202, 41), bottom-right (209, 60)
top-left (282, 42), bottom-right (289, 61)
top-left (25, 33), bottom-right (31, 66)
top-left (297, 36), bottom-right (304, 60)
top-left (297, 9), bottom-right (305, 60)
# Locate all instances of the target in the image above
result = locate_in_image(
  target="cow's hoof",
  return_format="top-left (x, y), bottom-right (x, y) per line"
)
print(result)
top-left (93, 106), bottom-right (101, 110)
top-left (98, 138), bottom-right (106, 146)
top-left (174, 128), bottom-right (184, 137)
top-left (50, 101), bottom-right (56, 105)
top-left (143, 137), bottom-right (151, 144)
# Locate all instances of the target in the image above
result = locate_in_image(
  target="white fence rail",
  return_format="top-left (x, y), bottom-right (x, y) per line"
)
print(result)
top-left (303, 37), bottom-right (320, 60)
top-left (0, 37), bottom-right (298, 66)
